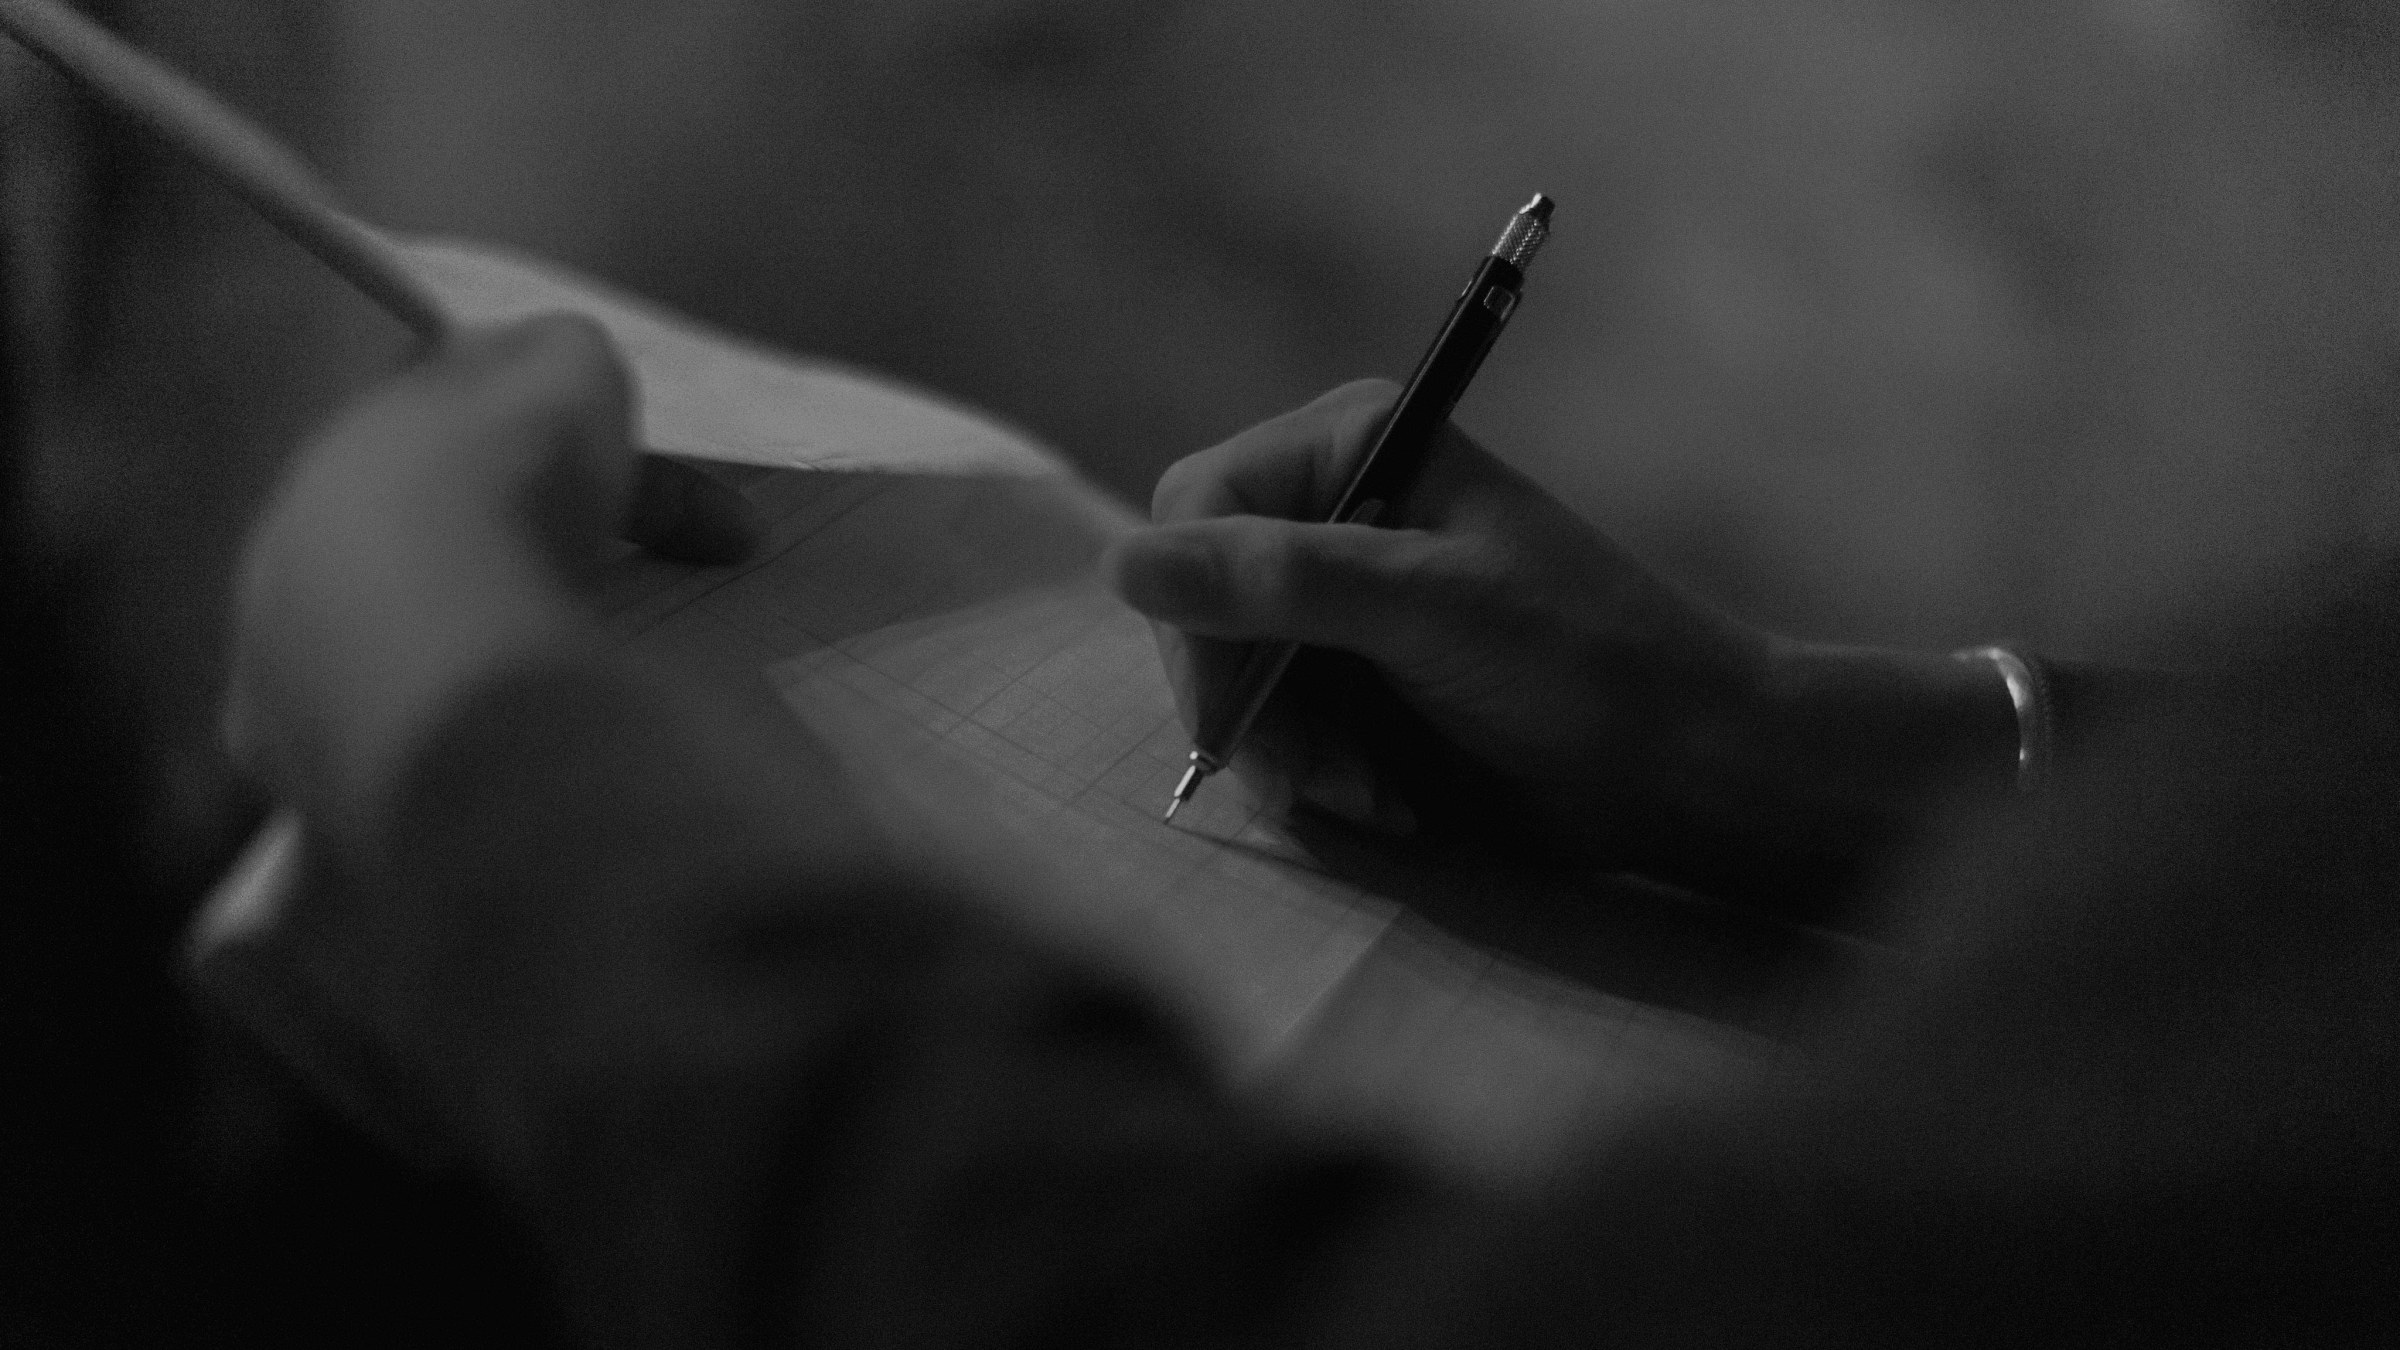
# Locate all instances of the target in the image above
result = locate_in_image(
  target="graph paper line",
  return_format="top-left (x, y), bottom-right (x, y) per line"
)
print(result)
top-left (590, 468), bottom-right (1793, 1182)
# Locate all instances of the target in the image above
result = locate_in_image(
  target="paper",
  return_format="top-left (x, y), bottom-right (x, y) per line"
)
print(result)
top-left (195, 333), bottom-right (1803, 1183)
top-left (398, 236), bottom-right (1064, 478)
top-left (199, 453), bottom-right (1797, 1179)
top-left (588, 464), bottom-right (1791, 1179)
top-left (591, 466), bottom-right (1396, 1065)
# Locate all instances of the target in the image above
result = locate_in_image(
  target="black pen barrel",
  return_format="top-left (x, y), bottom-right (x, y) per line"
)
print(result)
top-left (1331, 254), bottom-right (1524, 524)
top-left (1193, 254), bottom-right (1525, 769)
top-left (1165, 194), bottom-right (1553, 821)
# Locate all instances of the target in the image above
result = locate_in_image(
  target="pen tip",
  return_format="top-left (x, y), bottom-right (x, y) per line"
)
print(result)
top-left (1521, 192), bottom-right (1555, 222)
top-left (1163, 760), bottom-right (1205, 824)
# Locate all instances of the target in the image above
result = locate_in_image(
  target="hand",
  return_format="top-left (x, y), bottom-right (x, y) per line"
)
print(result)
top-left (1108, 381), bottom-right (2026, 906)
top-left (224, 314), bottom-right (754, 829)
top-left (1104, 380), bottom-right (1774, 870)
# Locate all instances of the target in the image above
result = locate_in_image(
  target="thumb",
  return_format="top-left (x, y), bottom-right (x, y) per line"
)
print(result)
top-left (433, 321), bottom-right (757, 565)
top-left (1105, 515), bottom-right (1491, 672)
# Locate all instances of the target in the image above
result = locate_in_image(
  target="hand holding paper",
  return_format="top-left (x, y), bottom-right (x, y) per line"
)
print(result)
top-left (223, 316), bottom-right (631, 827)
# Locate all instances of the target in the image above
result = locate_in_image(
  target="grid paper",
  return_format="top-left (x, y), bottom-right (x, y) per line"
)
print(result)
top-left (592, 468), bottom-right (1784, 1181)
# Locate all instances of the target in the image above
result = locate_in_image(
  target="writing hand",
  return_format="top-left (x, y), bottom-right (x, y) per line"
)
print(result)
top-left (1105, 379), bottom-right (1769, 863)
top-left (1107, 381), bottom-right (2018, 906)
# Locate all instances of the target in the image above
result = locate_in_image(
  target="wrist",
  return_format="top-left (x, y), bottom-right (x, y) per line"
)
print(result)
top-left (1686, 636), bottom-right (2022, 856)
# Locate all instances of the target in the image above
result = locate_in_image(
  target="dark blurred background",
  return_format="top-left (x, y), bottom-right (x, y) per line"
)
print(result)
top-left (9, 2), bottom-right (2400, 1340)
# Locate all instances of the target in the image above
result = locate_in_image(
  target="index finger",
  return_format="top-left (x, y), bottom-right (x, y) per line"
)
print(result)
top-left (1151, 379), bottom-right (1526, 534)
top-left (1151, 380), bottom-right (1399, 525)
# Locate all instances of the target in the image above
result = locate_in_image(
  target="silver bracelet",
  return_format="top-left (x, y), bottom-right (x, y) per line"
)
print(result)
top-left (1953, 645), bottom-right (2051, 792)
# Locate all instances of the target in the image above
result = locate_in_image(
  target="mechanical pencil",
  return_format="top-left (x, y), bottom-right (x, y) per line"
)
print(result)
top-left (1164, 192), bottom-right (1556, 822)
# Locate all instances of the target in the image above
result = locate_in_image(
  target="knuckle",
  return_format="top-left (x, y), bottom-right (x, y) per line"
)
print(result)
top-left (517, 310), bottom-right (612, 366)
top-left (1323, 379), bottom-right (1400, 439)
top-left (522, 313), bottom-right (626, 401)
top-left (1385, 534), bottom-right (1499, 617)
top-left (1427, 416), bottom-right (1483, 466)
top-left (1281, 528), bottom-right (1392, 625)
top-left (1325, 376), bottom-right (1401, 411)
top-left (1233, 525), bottom-right (1304, 614)
top-left (1152, 454), bottom-right (1204, 522)
top-left (476, 313), bottom-right (629, 435)
top-left (1322, 382), bottom-right (1401, 481)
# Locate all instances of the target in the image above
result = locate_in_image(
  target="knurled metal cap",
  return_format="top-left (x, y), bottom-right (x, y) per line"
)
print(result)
top-left (1491, 193), bottom-right (1554, 270)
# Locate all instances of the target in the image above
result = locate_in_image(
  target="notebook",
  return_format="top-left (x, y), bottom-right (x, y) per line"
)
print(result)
top-left (592, 467), bottom-right (1390, 1061)
top-left (196, 261), bottom-right (1820, 1184)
